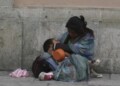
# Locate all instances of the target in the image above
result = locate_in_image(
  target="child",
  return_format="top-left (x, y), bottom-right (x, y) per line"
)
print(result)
top-left (43, 38), bottom-right (73, 62)
top-left (39, 38), bottom-right (74, 81)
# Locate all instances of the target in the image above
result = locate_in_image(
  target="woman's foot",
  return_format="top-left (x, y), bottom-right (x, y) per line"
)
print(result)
top-left (91, 73), bottom-right (103, 78)
top-left (90, 69), bottom-right (103, 78)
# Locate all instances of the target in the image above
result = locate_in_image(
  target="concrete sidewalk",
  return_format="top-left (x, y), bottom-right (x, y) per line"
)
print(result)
top-left (0, 71), bottom-right (120, 86)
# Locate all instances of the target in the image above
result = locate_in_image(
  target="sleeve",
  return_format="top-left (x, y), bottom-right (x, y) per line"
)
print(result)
top-left (69, 36), bottom-right (94, 60)
top-left (57, 32), bottom-right (68, 43)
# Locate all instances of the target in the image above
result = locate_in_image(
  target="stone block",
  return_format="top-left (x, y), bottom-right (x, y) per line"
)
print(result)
top-left (113, 59), bottom-right (120, 73)
top-left (101, 9), bottom-right (120, 22)
top-left (0, 0), bottom-right (13, 7)
top-left (95, 23), bottom-right (120, 59)
top-left (93, 58), bottom-right (113, 73)
top-left (80, 9), bottom-right (102, 22)
top-left (41, 8), bottom-right (73, 22)
top-left (0, 9), bottom-right (22, 70)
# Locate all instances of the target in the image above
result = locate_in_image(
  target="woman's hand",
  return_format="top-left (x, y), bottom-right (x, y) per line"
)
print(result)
top-left (64, 52), bottom-right (70, 57)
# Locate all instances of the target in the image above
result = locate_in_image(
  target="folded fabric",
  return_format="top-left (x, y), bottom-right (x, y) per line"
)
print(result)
top-left (9, 68), bottom-right (29, 78)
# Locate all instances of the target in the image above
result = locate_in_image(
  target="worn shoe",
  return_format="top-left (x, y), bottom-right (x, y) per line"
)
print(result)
top-left (90, 69), bottom-right (103, 78)
top-left (38, 72), bottom-right (53, 80)
top-left (91, 73), bottom-right (103, 78)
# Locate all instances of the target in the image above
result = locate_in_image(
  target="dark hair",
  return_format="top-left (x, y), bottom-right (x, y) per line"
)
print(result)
top-left (43, 38), bottom-right (54, 52)
top-left (66, 15), bottom-right (94, 37)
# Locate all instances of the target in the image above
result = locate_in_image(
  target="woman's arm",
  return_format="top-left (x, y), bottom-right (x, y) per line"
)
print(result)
top-left (69, 36), bottom-right (94, 60)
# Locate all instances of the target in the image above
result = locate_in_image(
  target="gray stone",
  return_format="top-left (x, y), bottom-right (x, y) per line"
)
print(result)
top-left (101, 9), bottom-right (120, 22)
top-left (113, 59), bottom-right (120, 73)
top-left (93, 58), bottom-right (113, 73)
top-left (0, 0), bottom-right (13, 7)
top-left (95, 23), bottom-right (120, 59)
top-left (111, 74), bottom-right (120, 80)
top-left (0, 9), bottom-right (22, 70)
top-left (41, 8), bottom-right (72, 22)
top-left (80, 9), bottom-right (102, 22)
top-left (0, 73), bottom-right (120, 86)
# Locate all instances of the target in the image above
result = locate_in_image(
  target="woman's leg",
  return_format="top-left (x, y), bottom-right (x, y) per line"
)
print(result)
top-left (89, 59), bottom-right (103, 78)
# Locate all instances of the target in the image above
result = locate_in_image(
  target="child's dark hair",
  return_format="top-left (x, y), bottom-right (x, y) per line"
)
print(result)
top-left (43, 38), bottom-right (54, 52)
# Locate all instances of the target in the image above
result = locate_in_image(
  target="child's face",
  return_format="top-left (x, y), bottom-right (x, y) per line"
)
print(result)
top-left (48, 44), bottom-right (53, 54)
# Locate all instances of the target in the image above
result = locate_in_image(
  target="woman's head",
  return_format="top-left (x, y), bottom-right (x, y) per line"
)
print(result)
top-left (66, 15), bottom-right (87, 38)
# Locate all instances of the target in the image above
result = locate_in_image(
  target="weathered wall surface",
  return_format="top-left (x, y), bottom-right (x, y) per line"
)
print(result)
top-left (14, 0), bottom-right (120, 8)
top-left (0, 0), bottom-right (13, 7)
top-left (0, 0), bottom-right (120, 74)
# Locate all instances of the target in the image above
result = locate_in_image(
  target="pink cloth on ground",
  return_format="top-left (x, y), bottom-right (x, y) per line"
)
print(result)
top-left (9, 68), bottom-right (29, 78)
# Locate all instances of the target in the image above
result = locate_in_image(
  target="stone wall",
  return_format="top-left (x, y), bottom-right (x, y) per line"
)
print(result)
top-left (14, 0), bottom-right (120, 8)
top-left (0, 0), bottom-right (120, 74)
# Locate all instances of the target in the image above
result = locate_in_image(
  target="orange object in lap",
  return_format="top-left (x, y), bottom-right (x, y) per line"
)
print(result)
top-left (52, 49), bottom-right (65, 62)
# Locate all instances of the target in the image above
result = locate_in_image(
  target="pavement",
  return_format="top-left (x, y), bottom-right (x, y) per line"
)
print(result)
top-left (0, 71), bottom-right (120, 86)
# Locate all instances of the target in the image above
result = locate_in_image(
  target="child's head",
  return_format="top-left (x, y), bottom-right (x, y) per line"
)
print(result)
top-left (43, 38), bottom-right (65, 62)
top-left (43, 38), bottom-right (54, 52)
top-left (43, 38), bottom-right (59, 52)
